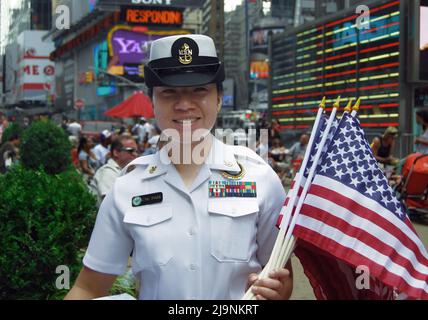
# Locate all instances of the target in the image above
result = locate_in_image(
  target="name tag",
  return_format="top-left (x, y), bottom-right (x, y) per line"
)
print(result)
top-left (132, 192), bottom-right (163, 207)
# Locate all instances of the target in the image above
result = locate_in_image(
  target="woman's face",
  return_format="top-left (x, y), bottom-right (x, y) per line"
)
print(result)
top-left (152, 84), bottom-right (221, 142)
top-left (86, 138), bottom-right (94, 150)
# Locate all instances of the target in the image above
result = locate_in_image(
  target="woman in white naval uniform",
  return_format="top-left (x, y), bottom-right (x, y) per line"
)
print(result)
top-left (65, 34), bottom-right (292, 300)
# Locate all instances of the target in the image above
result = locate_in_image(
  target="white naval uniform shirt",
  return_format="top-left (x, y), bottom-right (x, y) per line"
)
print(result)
top-left (83, 138), bottom-right (286, 300)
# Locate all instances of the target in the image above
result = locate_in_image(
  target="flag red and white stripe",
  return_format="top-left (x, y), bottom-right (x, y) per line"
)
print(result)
top-left (294, 166), bottom-right (428, 299)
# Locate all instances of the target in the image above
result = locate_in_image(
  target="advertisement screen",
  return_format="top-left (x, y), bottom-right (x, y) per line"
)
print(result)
top-left (271, 0), bottom-right (400, 130)
top-left (250, 28), bottom-right (284, 53)
top-left (98, 0), bottom-right (201, 8)
top-left (107, 26), bottom-right (188, 83)
top-left (250, 61), bottom-right (269, 79)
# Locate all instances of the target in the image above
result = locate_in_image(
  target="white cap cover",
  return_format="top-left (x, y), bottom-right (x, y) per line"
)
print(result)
top-left (144, 34), bottom-right (225, 88)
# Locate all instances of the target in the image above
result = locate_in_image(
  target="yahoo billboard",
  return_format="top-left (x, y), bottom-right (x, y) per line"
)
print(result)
top-left (107, 26), bottom-right (188, 82)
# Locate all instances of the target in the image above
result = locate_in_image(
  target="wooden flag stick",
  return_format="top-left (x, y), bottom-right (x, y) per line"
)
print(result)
top-left (242, 97), bottom-right (327, 300)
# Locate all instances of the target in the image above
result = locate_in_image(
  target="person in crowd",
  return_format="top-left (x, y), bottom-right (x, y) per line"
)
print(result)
top-left (289, 134), bottom-right (309, 161)
top-left (371, 126), bottom-right (399, 165)
top-left (89, 135), bottom-right (138, 204)
top-left (65, 34), bottom-right (292, 300)
top-left (61, 117), bottom-right (69, 134)
top-left (268, 119), bottom-right (281, 146)
top-left (77, 136), bottom-right (98, 182)
top-left (415, 109), bottom-right (428, 154)
top-left (270, 137), bottom-right (287, 162)
top-left (142, 125), bottom-right (161, 156)
top-left (0, 113), bottom-right (9, 143)
top-left (69, 136), bottom-right (80, 170)
top-left (0, 132), bottom-right (20, 174)
top-left (67, 119), bottom-right (82, 138)
top-left (132, 117), bottom-right (149, 144)
top-left (92, 130), bottom-right (112, 166)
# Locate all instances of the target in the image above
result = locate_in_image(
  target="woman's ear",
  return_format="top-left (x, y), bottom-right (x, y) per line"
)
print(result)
top-left (217, 95), bottom-right (222, 112)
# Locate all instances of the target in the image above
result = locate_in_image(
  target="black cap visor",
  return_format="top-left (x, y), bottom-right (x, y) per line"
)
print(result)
top-left (145, 63), bottom-right (225, 88)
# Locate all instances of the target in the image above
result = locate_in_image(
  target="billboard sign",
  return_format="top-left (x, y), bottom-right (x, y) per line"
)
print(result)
top-left (250, 60), bottom-right (269, 79)
top-left (98, 0), bottom-right (201, 8)
top-left (122, 6), bottom-right (183, 27)
top-left (250, 28), bottom-right (284, 53)
top-left (107, 26), bottom-right (188, 82)
top-left (17, 31), bottom-right (56, 102)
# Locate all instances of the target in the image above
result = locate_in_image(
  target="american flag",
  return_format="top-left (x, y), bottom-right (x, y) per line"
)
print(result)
top-left (277, 113), bottom-right (339, 228)
top-left (293, 112), bottom-right (428, 299)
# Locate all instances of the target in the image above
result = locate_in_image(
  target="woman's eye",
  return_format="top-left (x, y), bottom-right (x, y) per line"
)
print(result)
top-left (162, 89), bottom-right (175, 95)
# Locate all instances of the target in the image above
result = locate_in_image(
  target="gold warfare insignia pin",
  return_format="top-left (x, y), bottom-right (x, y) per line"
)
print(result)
top-left (221, 162), bottom-right (246, 180)
top-left (178, 43), bottom-right (192, 65)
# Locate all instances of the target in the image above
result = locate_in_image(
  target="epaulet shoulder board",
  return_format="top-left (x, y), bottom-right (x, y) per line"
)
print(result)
top-left (120, 155), bottom-right (155, 176)
top-left (232, 145), bottom-right (266, 165)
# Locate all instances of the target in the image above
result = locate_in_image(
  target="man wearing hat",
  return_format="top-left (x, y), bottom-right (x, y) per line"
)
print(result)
top-left (92, 130), bottom-right (112, 166)
top-left (66, 35), bottom-right (292, 300)
top-left (371, 126), bottom-right (399, 165)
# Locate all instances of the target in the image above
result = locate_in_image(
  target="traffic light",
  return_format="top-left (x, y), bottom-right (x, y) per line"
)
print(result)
top-left (85, 71), bottom-right (94, 83)
top-left (138, 64), bottom-right (144, 78)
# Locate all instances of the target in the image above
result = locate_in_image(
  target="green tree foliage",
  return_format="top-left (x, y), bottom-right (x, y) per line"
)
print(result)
top-left (0, 166), bottom-right (97, 299)
top-left (20, 120), bottom-right (71, 174)
top-left (0, 120), bottom-right (97, 299)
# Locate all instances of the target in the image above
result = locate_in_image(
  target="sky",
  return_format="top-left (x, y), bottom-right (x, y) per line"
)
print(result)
top-left (224, 0), bottom-right (243, 12)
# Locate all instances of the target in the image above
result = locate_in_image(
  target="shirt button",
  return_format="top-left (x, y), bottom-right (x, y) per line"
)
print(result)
top-left (190, 264), bottom-right (197, 271)
top-left (188, 227), bottom-right (197, 236)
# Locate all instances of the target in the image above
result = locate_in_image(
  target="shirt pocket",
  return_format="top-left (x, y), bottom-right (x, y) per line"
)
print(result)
top-left (124, 204), bottom-right (173, 268)
top-left (208, 199), bottom-right (259, 262)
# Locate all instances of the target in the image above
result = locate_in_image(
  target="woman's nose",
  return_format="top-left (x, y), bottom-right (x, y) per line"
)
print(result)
top-left (174, 94), bottom-right (195, 111)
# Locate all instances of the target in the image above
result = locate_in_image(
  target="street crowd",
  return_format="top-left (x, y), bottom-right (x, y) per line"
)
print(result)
top-left (1, 110), bottom-right (428, 196)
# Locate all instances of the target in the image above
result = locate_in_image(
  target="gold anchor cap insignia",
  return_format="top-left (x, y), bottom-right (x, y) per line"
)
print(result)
top-left (178, 43), bottom-right (192, 65)
top-left (149, 166), bottom-right (157, 174)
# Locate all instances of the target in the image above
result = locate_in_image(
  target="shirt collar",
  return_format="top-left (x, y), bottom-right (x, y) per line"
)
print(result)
top-left (138, 136), bottom-right (241, 181)
top-left (206, 136), bottom-right (241, 173)
top-left (139, 151), bottom-right (168, 180)
top-left (107, 158), bottom-right (121, 170)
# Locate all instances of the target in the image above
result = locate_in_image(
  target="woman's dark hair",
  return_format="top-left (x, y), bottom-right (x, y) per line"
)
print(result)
top-left (8, 132), bottom-right (20, 142)
top-left (77, 136), bottom-right (88, 155)
top-left (416, 110), bottom-right (428, 130)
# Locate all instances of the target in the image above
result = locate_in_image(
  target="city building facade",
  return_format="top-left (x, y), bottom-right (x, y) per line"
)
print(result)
top-left (201, 0), bottom-right (224, 60)
top-left (270, 0), bottom-right (427, 156)
top-left (0, 0), bottom-right (53, 115)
